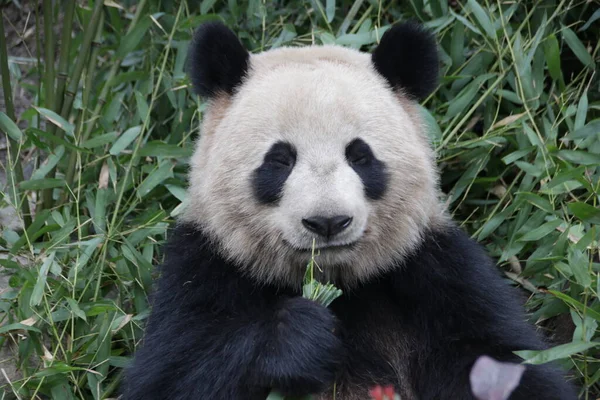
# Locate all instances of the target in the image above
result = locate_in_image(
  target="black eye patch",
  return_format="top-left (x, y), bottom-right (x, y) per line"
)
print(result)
top-left (252, 141), bottom-right (297, 204)
top-left (345, 138), bottom-right (388, 200)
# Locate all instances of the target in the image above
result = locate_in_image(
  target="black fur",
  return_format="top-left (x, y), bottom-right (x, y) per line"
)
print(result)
top-left (253, 141), bottom-right (297, 204)
top-left (345, 138), bottom-right (388, 200)
top-left (372, 22), bottom-right (439, 100)
top-left (188, 22), bottom-right (249, 97)
top-left (123, 223), bottom-right (576, 399)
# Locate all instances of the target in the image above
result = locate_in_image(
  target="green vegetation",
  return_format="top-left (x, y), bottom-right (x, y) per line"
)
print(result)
top-left (0, 0), bottom-right (598, 398)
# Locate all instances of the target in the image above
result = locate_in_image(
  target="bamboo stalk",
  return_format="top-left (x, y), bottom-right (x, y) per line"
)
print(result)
top-left (62, 0), bottom-right (148, 196)
top-left (55, 0), bottom-right (104, 140)
top-left (0, 11), bottom-right (32, 227)
top-left (35, 2), bottom-right (42, 131)
top-left (42, 0), bottom-right (104, 209)
top-left (41, 0), bottom-right (56, 208)
top-left (82, 0), bottom-right (148, 145)
top-left (52, 0), bottom-right (76, 121)
top-left (60, 12), bottom-right (104, 205)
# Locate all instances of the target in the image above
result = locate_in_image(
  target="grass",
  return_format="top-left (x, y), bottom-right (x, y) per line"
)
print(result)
top-left (0, 0), bottom-right (598, 398)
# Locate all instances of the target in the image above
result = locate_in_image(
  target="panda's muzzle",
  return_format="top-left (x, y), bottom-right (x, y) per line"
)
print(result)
top-left (301, 215), bottom-right (353, 239)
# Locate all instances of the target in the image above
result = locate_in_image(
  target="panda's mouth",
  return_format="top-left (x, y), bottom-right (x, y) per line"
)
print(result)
top-left (284, 240), bottom-right (358, 252)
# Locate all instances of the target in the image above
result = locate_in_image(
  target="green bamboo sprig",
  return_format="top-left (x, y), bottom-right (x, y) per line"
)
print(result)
top-left (41, 0), bottom-right (104, 210)
top-left (0, 10), bottom-right (32, 227)
top-left (302, 240), bottom-right (343, 307)
top-left (268, 241), bottom-right (343, 400)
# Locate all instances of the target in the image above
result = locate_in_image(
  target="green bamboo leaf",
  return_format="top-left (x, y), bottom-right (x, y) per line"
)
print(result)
top-left (568, 248), bottom-right (591, 287)
top-left (580, 9), bottom-right (600, 31)
top-left (135, 91), bottom-right (150, 122)
top-left (517, 193), bottom-right (554, 213)
top-left (568, 202), bottom-right (600, 224)
top-left (33, 363), bottom-right (93, 378)
top-left (139, 142), bottom-right (193, 158)
top-left (514, 161), bottom-right (543, 177)
top-left (430, 0), bottom-right (449, 18)
top-left (543, 34), bottom-right (562, 82)
top-left (445, 74), bottom-right (494, 121)
top-left (110, 126), bottom-right (143, 155)
top-left (71, 237), bottom-right (104, 278)
top-left (326, 0), bottom-right (335, 22)
top-left (0, 323), bottom-right (42, 334)
top-left (34, 106), bottom-right (74, 135)
top-left (542, 167), bottom-right (587, 190)
top-left (19, 178), bottom-right (66, 190)
top-left (477, 208), bottom-right (514, 241)
top-left (562, 27), bottom-right (594, 68)
top-left (502, 147), bottom-right (534, 165)
top-left (137, 161), bottom-right (174, 198)
top-left (50, 379), bottom-right (76, 400)
top-left (408, 0), bottom-right (426, 22)
top-left (0, 111), bottom-right (23, 141)
top-left (518, 219), bottom-right (562, 241)
top-left (25, 128), bottom-right (90, 153)
top-left (165, 184), bottom-right (188, 202)
top-left (95, 312), bottom-right (114, 379)
top-left (575, 91), bottom-right (588, 130)
top-left (66, 297), bottom-right (87, 322)
top-left (557, 150), bottom-right (600, 165)
top-left (30, 252), bottom-right (56, 307)
top-left (83, 132), bottom-right (119, 148)
top-left (467, 0), bottom-right (496, 39)
top-left (116, 16), bottom-right (152, 59)
top-left (94, 189), bottom-right (109, 233)
top-left (450, 21), bottom-right (465, 68)
top-left (31, 146), bottom-right (65, 180)
top-left (10, 209), bottom-right (51, 254)
top-left (565, 120), bottom-right (600, 140)
top-left (515, 341), bottom-right (600, 365)
top-left (200, 0), bottom-right (218, 14)
top-left (266, 392), bottom-right (285, 400)
top-left (452, 11), bottom-right (481, 35)
top-left (548, 290), bottom-right (600, 322)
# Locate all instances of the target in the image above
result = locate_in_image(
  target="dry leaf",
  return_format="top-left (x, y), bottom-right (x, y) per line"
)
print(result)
top-left (99, 162), bottom-right (109, 189)
top-left (492, 113), bottom-right (526, 129)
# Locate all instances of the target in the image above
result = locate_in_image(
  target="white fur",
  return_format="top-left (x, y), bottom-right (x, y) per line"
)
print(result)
top-left (182, 45), bottom-right (447, 288)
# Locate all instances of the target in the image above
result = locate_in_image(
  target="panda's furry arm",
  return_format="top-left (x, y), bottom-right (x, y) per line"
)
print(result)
top-left (122, 223), bottom-right (343, 400)
top-left (390, 224), bottom-right (577, 400)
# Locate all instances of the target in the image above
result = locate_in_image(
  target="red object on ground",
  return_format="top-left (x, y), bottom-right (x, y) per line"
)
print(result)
top-left (370, 385), bottom-right (397, 400)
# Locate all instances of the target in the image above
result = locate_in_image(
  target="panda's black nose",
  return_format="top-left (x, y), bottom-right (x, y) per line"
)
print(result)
top-left (302, 215), bottom-right (353, 238)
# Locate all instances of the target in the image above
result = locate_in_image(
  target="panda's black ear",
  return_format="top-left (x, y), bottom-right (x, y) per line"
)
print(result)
top-left (371, 22), bottom-right (439, 100)
top-left (188, 22), bottom-right (250, 98)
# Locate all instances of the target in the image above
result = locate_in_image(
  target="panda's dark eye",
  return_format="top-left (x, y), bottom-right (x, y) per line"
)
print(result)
top-left (349, 155), bottom-right (369, 166)
top-left (267, 154), bottom-right (293, 168)
top-left (253, 141), bottom-right (297, 204)
top-left (262, 142), bottom-right (296, 169)
top-left (345, 138), bottom-right (388, 200)
top-left (345, 139), bottom-right (372, 166)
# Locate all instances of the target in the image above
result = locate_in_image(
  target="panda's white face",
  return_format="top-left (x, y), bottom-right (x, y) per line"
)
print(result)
top-left (183, 28), bottom-right (446, 288)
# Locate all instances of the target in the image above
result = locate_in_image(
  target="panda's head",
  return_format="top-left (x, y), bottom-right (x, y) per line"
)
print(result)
top-left (182, 22), bottom-right (447, 288)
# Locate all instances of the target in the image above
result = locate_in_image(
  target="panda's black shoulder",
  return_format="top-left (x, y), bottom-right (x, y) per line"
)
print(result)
top-left (392, 223), bottom-right (541, 348)
top-left (148, 222), bottom-right (272, 314)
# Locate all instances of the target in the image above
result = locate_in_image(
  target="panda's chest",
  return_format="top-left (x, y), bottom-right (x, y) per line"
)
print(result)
top-left (326, 286), bottom-right (419, 399)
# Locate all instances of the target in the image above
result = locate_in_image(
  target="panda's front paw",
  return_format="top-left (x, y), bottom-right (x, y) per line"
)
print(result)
top-left (258, 297), bottom-right (344, 395)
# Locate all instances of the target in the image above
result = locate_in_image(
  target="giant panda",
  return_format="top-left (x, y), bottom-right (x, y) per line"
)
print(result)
top-left (123, 21), bottom-right (577, 400)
